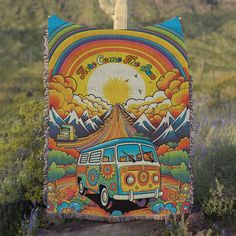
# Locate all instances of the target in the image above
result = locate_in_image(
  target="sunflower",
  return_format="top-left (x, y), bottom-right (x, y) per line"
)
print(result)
top-left (101, 165), bottom-right (116, 180)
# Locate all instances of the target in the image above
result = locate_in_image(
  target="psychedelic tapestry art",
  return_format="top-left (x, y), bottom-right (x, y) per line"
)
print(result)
top-left (45, 15), bottom-right (192, 220)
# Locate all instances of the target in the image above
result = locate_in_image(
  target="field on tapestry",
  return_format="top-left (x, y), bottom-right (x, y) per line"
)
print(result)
top-left (47, 15), bottom-right (191, 218)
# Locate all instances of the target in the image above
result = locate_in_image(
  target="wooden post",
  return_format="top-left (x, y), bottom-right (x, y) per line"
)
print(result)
top-left (113, 0), bottom-right (128, 29)
top-left (99, 0), bottom-right (128, 29)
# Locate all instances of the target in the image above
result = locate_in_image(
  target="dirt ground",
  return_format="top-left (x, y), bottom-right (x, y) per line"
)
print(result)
top-left (37, 220), bottom-right (167, 236)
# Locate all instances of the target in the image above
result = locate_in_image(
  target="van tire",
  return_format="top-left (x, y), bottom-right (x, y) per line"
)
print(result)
top-left (100, 186), bottom-right (113, 209)
top-left (136, 198), bottom-right (149, 208)
top-left (78, 179), bottom-right (87, 195)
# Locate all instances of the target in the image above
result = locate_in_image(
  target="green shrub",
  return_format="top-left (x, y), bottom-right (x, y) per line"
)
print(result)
top-left (193, 137), bottom-right (236, 204)
top-left (167, 142), bottom-right (178, 148)
top-left (171, 162), bottom-right (190, 183)
top-left (48, 150), bottom-right (77, 165)
top-left (161, 164), bottom-right (172, 175)
top-left (159, 150), bottom-right (189, 166)
top-left (203, 179), bottom-right (235, 218)
top-left (65, 165), bottom-right (76, 176)
top-left (0, 100), bottom-right (44, 204)
top-left (48, 162), bottom-right (65, 182)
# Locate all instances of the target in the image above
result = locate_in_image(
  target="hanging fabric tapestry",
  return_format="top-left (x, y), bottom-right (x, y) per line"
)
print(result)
top-left (44, 15), bottom-right (193, 220)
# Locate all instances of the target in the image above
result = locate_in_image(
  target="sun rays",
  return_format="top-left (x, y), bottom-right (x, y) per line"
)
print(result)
top-left (102, 77), bottom-right (131, 105)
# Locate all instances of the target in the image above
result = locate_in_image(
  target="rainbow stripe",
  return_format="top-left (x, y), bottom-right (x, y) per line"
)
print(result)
top-left (48, 16), bottom-right (190, 80)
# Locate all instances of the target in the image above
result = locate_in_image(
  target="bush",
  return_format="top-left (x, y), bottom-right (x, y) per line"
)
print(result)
top-left (48, 150), bottom-right (77, 165)
top-left (0, 100), bottom-right (44, 204)
top-left (0, 100), bottom-right (44, 236)
top-left (160, 164), bottom-right (172, 175)
top-left (159, 150), bottom-right (189, 166)
top-left (193, 139), bottom-right (236, 204)
top-left (65, 165), bottom-right (76, 176)
top-left (48, 162), bottom-right (65, 182)
top-left (203, 179), bottom-right (235, 218)
top-left (171, 163), bottom-right (190, 183)
top-left (0, 201), bottom-right (33, 236)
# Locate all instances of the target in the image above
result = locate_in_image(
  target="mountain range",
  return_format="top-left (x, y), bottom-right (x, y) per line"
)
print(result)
top-left (49, 105), bottom-right (190, 145)
top-left (133, 107), bottom-right (190, 146)
top-left (49, 108), bottom-right (104, 139)
top-left (48, 107), bottom-right (65, 139)
top-left (133, 113), bottom-right (156, 136)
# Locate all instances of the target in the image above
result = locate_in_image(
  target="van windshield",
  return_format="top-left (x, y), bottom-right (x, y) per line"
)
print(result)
top-left (117, 144), bottom-right (142, 162)
top-left (141, 145), bottom-right (158, 162)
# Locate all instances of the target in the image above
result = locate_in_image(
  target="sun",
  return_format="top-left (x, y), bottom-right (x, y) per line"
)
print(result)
top-left (102, 77), bottom-right (131, 105)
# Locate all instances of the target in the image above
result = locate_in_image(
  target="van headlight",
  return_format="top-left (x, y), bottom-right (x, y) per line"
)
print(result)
top-left (126, 175), bottom-right (134, 185)
top-left (152, 174), bottom-right (159, 183)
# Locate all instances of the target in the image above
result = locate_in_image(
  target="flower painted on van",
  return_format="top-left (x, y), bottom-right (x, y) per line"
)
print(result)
top-left (109, 182), bottom-right (117, 191)
top-left (87, 168), bottom-right (99, 186)
top-left (101, 164), bottom-right (115, 180)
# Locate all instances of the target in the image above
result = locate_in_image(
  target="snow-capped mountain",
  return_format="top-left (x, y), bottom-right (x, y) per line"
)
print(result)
top-left (100, 107), bottom-right (112, 121)
top-left (63, 110), bottom-right (89, 137)
top-left (152, 111), bottom-right (175, 138)
top-left (49, 107), bottom-right (65, 127)
top-left (81, 110), bottom-right (90, 123)
top-left (84, 118), bottom-right (99, 133)
top-left (131, 107), bottom-right (190, 145)
top-left (48, 107), bottom-right (65, 139)
top-left (171, 107), bottom-right (189, 130)
top-left (64, 109), bottom-right (103, 138)
top-left (153, 125), bottom-right (178, 146)
top-left (133, 113), bottom-right (156, 136)
top-left (151, 108), bottom-right (190, 145)
top-left (174, 108), bottom-right (190, 139)
top-left (64, 110), bottom-right (80, 124)
top-left (48, 107), bottom-right (106, 139)
top-left (91, 115), bottom-right (103, 126)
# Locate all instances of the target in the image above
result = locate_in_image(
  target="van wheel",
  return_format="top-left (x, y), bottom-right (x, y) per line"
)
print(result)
top-left (78, 179), bottom-right (86, 195)
top-left (136, 199), bottom-right (149, 208)
top-left (100, 186), bottom-right (113, 209)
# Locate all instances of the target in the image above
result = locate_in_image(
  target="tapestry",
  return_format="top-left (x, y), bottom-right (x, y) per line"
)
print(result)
top-left (44, 15), bottom-right (193, 220)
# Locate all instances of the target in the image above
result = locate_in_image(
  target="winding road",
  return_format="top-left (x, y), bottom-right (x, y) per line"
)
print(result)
top-left (57, 104), bottom-right (137, 151)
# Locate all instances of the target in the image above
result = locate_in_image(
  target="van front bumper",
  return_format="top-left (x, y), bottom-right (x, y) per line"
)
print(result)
top-left (113, 188), bottom-right (163, 201)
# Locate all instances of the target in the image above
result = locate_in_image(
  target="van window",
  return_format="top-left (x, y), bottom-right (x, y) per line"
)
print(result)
top-left (141, 145), bottom-right (157, 162)
top-left (89, 150), bottom-right (102, 163)
top-left (117, 144), bottom-right (142, 162)
top-left (102, 148), bottom-right (115, 162)
top-left (80, 153), bottom-right (89, 164)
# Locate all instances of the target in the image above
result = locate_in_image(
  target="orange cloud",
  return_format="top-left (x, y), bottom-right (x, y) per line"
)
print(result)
top-left (157, 68), bottom-right (190, 119)
top-left (156, 69), bottom-right (180, 91)
top-left (169, 103), bottom-right (186, 118)
top-left (49, 74), bottom-right (111, 118)
top-left (49, 75), bottom-right (78, 118)
top-left (125, 68), bottom-right (190, 126)
top-left (49, 90), bottom-right (64, 109)
top-left (50, 75), bottom-right (77, 92)
top-left (156, 69), bottom-right (189, 106)
top-left (171, 89), bottom-right (189, 106)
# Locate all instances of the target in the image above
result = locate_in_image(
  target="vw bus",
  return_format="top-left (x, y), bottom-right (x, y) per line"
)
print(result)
top-left (77, 138), bottom-right (163, 209)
